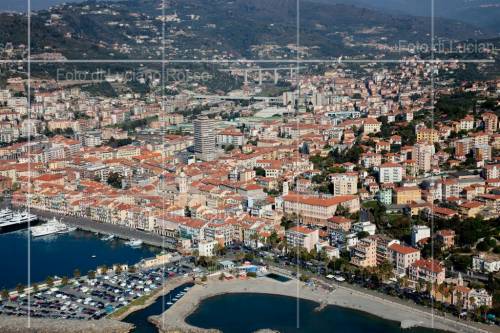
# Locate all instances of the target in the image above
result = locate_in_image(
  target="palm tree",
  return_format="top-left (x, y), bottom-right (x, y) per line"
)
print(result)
top-left (45, 276), bottom-right (54, 287)
top-left (73, 269), bottom-right (81, 279)
top-left (87, 270), bottom-right (96, 279)
top-left (469, 296), bottom-right (476, 310)
top-left (1, 289), bottom-right (9, 300)
top-left (61, 276), bottom-right (69, 286)
top-left (15, 284), bottom-right (24, 294)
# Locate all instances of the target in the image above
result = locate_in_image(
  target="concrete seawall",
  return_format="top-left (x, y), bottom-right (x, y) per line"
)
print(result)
top-left (0, 316), bottom-right (133, 333)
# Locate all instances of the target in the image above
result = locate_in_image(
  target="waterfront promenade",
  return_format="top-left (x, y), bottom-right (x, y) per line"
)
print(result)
top-left (6, 202), bottom-right (175, 249)
top-left (153, 277), bottom-right (494, 333)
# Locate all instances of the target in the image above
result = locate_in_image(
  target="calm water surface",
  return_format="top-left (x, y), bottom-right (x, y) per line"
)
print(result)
top-left (187, 293), bottom-right (448, 333)
top-left (0, 229), bottom-right (159, 290)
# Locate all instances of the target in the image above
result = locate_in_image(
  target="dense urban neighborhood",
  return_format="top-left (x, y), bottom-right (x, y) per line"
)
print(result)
top-left (0, 0), bottom-right (499, 332)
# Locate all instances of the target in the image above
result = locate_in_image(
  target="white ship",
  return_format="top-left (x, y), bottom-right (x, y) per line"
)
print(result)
top-left (125, 239), bottom-right (143, 247)
top-left (0, 208), bottom-right (13, 221)
top-left (0, 209), bottom-right (39, 233)
top-left (31, 218), bottom-right (71, 237)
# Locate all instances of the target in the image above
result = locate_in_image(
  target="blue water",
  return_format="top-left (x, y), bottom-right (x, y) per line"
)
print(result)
top-left (123, 283), bottom-right (194, 333)
top-left (0, 229), bottom-right (159, 290)
top-left (187, 293), bottom-right (448, 333)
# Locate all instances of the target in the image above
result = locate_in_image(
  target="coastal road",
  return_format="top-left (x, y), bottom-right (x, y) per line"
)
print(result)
top-left (6, 202), bottom-right (176, 249)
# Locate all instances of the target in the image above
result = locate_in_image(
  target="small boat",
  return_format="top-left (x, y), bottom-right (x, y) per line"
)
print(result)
top-left (91, 255), bottom-right (97, 258)
top-left (183, 287), bottom-right (190, 292)
top-left (126, 239), bottom-right (143, 247)
top-left (101, 234), bottom-right (115, 241)
top-left (166, 301), bottom-right (173, 305)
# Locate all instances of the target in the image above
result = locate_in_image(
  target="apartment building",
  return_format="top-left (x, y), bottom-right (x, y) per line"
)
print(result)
top-left (409, 259), bottom-right (445, 285)
top-left (393, 186), bottom-right (421, 204)
top-left (350, 237), bottom-right (377, 268)
top-left (388, 243), bottom-right (421, 276)
top-left (285, 226), bottom-right (319, 252)
top-left (330, 172), bottom-right (358, 195)
top-left (379, 163), bottom-right (403, 184)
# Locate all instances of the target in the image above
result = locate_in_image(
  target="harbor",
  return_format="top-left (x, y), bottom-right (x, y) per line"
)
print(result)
top-left (14, 205), bottom-right (176, 249)
top-left (0, 228), bottom-right (160, 291)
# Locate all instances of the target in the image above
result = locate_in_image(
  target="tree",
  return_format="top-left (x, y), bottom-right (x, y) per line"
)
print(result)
top-left (115, 265), bottom-right (123, 274)
top-left (254, 167), bottom-right (266, 177)
top-left (356, 231), bottom-right (370, 239)
top-left (61, 276), bottom-right (69, 286)
top-left (107, 172), bottom-right (123, 189)
top-left (201, 275), bottom-right (208, 282)
top-left (45, 276), bottom-right (54, 287)
top-left (16, 284), bottom-right (25, 294)
top-left (100, 265), bottom-right (108, 275)
top-left (88, 270), bottom-right (96, 279)
top-left (73, 268), bottom-right (81, 279)
top-left (1, 289), bottom-right (9, 299)
top-left (128, 266), bottom-right (136, 273)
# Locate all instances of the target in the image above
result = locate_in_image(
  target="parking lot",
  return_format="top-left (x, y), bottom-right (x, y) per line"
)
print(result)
top-left (0, 264), bottom-right (193, 320)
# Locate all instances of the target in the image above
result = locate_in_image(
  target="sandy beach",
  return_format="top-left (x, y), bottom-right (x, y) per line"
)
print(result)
top-left (152, 276), bottom-right (495, 333)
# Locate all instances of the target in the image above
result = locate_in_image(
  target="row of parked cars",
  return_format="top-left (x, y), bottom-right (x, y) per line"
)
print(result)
top-left (0, 265), bottom-right (187, 320)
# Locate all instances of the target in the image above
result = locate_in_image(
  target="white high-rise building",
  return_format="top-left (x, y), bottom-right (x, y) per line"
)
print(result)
top-left (194, 115), bottom-right (216, 161)
top-left (413, 143), bottom-right (433, 173)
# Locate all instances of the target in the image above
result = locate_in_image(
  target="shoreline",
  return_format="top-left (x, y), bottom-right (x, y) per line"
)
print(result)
top-left (110, 276), bottom-right (191, 321)
top-left (151, 277), bottom-right (494, 333)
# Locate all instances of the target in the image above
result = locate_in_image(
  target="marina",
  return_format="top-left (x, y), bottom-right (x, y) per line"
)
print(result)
top-left (123, 283), bottom-right (193, 333)
top-left (0, 229), bottom-right (159, 290)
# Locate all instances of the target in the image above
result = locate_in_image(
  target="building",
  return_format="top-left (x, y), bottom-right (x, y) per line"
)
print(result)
top-left (413, 143), bottom-right (433, 173)
top-left (388, 244), bottom-right (420, 276)
top-left (350, 237), bottom-right (377, 268)
top-left (283, 193), bottom-right (360, 226)
top-left (378, 187), bottom-right (393, 205)
top-left (194, 115), bottom-right (216, 161)
top-left (326, 216), bottom-right (352, 232)
top-left (409, 259), bottom-right (445, 285)
top-left (330, 172), bottom-right (358, 195)
top-left (411, 225), bottom-right (431, 246)
top-left (482, 112), bottom-right (498, 133)
top-left (435, 229), bottom-right (455, 249)
top-left (198, 240), bottom-right (218, 257)
top-left (285, 226), bottom-right (319, 252)
top-left (351, 221), bottom-right (376, 236)
top-left (416, 127), bottom-right (438, 144)
top-left (472, 253), bottom-right (500, 273)
top-left (393, 186), bottom-right (421, 205)
top-left (379, 163), bottom-right (403, 184)
top-left (216, 127), bottom-right (245, 147)
top-left (484, 164), bottom-right (499, 180)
